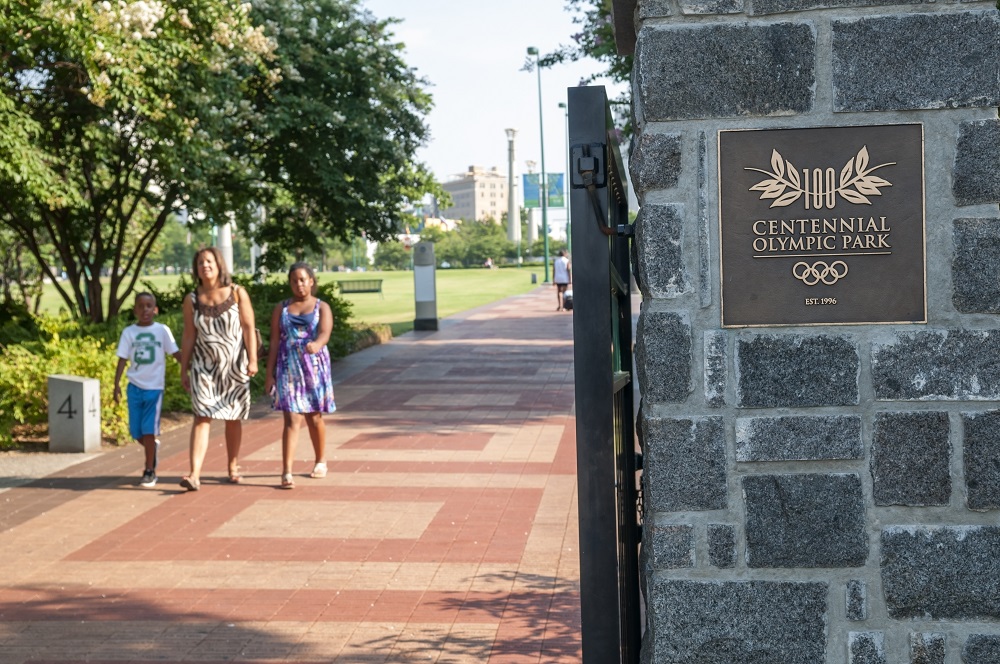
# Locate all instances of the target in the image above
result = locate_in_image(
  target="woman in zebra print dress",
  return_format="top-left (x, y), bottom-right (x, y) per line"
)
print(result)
top-left (179, 247), bottom-right (258, 491)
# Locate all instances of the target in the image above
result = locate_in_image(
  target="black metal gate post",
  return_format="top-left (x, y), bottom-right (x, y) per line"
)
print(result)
top-left (568, 85), bottom-right (641, 663)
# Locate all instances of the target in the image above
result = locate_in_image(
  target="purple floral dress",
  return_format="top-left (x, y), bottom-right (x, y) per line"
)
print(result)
top-left (272, 299), bottom-right (336, 413)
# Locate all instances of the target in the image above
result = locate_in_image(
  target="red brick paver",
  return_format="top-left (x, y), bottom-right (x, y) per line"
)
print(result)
top-left (0, 287), bottom-right (580, 663)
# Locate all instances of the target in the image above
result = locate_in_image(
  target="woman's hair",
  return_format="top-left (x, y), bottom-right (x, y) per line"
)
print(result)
top-left (191, 247), bottom-right (232, 286)
top-left (288, 261), bottom-right (317, 295)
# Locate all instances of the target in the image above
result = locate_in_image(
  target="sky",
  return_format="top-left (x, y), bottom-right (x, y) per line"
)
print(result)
top-left (361, 0), bottom-right (625, 223)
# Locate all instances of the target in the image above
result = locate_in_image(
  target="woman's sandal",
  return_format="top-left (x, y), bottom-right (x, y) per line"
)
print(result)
top-left (228, 466), bottom-right (241, 484)
top-left (180, 477), bottom-right (200, 492)
top-left (281, 473), bottom-right (295, 490)
top-left (310, 462), bottom-right (328, 479)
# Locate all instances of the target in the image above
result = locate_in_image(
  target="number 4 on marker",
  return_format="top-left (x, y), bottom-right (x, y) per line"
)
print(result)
top-left (58, 395), bottom-right (77, 419)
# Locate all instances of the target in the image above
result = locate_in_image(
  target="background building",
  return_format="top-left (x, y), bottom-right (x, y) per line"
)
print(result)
top-left (439, 166), bottom-right (508, 222)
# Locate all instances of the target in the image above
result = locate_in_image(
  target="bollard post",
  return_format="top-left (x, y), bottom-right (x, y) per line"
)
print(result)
top-left (48, 375), bottom-right (102, 452)
top-left (412, 242), bottom-right (438, 331)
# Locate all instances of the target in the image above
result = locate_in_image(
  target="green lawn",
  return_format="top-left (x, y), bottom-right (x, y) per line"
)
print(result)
top-left (37, 268), bottom-right (544, 336)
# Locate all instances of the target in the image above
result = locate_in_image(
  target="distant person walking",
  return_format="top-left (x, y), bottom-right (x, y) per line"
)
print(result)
top-left (553, 249), bottom-right (572, 311)
top-left (179, 247), bottom-right (258, 491)
top-left (264, 262), bottom-right (336, 489)
top-left (113, 292), bottom-right (181, 488)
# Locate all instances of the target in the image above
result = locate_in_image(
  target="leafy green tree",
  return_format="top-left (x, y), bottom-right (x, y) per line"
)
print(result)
top-left (249, 0), bottom-right (445, 270)
top-left (0, 0), bottom-right (275, 322)
top-left (373, 240), bottom-right (410, 271)
top-left (0, 0), bottom-right (442, 322)
top-left (537, 0), bottom-right (631, 131)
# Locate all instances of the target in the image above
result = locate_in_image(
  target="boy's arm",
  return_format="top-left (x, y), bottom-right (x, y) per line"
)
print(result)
top-left (113, 357), bottom-right (128, 403)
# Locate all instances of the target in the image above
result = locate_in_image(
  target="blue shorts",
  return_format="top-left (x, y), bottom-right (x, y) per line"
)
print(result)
top-left (127, 383), bottom-right (163, 441)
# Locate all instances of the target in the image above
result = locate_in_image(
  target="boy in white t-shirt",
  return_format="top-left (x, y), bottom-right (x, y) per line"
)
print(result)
top-left (113, 293), bottom-right (181, 487)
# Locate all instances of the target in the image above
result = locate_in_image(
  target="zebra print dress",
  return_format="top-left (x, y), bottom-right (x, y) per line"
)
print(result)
top-left (189, 288), bottom-right (251, 420)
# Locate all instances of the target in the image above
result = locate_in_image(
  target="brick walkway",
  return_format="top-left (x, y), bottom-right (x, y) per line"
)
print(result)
top-left (0, 287), bottom-right (580, 663)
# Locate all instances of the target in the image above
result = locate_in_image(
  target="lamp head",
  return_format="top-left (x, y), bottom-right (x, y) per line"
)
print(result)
top-left (526, 46), bottom-right (538, 56)
top-left (505, 128), bottom-right (517, 140)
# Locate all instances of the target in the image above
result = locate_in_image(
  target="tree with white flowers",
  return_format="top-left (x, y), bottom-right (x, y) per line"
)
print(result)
top-left (0, 0), bottom-right (440, 321)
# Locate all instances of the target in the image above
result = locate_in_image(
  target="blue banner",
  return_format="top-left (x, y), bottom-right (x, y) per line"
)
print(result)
top-left (522, 173), bottom-right (564, 209)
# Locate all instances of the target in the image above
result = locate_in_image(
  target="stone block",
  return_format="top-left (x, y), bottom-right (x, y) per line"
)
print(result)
top-left (635, 311), bottom-right (692, 403)
top-left (910, 632), bottom-right (946, 664)
top-left (832, 12), bottom-right (1000, 112)
top-left (708, 524), bottom-right (736, 568)
top-left (736, 415), bottom-right (862, 461)
top-left (872, 330), bottom-right (1000, 401)
top-left (744, 473), bottom-right (867, 568)
top-left (645, 580), bottom-right (827, 662)
top-left (850, 632), bottom-right (887, 664)
top-left (871, 411), bottom-right (951, 507)
top-left (964, 635), bottom-right (1000, 664)
top-left (953, 121), bottom-right (1000, 206)
top-left (47, 375), bottom-right (102, 453)
top-left (680, 0), bottom-right (744, 14)
top-left (953, 219), bottom-right (1000, 313)
top-left (736, 334), bottom-right (859, 408)
top-left (846, 580), bottom-right (866, 621)
top-left (642, 414), bottom-right (727, 512)
top-left (961, 411), bottom-right (1000, 510)
top-left (881, 526), bottom-right (1000, 620)
top-left (636, 22), bottom-right (815, 121)
top-left (629, 133), bottom-right (681, 194)
top-left (638, 0), bottom-right (673, 18)
top-left (751, 0), bottom-right (922, 15)
top-left (648, 523), bottom-right (694, 569)
top-left (634, 204), bottom-right (689, 298)
top-left (705, 331), bottom-right (726, 408)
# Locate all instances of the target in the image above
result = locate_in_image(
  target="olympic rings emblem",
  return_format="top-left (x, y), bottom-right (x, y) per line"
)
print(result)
top-left (792, 260), bottom-right (848, 286)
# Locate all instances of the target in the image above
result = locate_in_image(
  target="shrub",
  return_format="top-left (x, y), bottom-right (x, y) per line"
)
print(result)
top-left (0, 335), bottom-right (130, 448)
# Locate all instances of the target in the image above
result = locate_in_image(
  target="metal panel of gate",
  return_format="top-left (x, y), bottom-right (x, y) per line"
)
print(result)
top-left (568, 85), bottom-right (641, 663)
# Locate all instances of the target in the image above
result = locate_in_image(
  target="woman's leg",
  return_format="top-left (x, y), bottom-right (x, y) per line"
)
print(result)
top-left (187, 416), bottom-right (212, 483)
top-left (304, 412), bottom-right (326, 466)
top-left (225, 420), bottom-right (242, 479)
top-left (282, 412), bottom-right (304, 475)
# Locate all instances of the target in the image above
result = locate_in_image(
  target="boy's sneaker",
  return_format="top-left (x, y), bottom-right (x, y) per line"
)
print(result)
top-left (139, 469), bottom-right (157, 488)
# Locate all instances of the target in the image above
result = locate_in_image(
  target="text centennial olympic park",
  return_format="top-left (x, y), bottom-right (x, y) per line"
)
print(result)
top-left (751, 216), bottom-right (891, 253)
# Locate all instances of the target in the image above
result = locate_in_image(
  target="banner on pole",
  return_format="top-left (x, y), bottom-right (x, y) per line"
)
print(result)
top-left (522, 173), bottom-right (565, 209)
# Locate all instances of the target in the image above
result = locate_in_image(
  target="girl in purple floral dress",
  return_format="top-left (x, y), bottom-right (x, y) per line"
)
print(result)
top-left (264, 263), bottom-right (335, 489)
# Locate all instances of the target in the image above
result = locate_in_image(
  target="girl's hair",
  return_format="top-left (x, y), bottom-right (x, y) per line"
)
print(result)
top-left (191, 247), bottom-right (232, 286)
top-left (289, 262), bottom-right (317, 295)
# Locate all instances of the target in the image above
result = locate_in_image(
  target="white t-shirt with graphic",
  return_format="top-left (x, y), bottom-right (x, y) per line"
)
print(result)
top-left (116, 322), bottom-right (179, 390)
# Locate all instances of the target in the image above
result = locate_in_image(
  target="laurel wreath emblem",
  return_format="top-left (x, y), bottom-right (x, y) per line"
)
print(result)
top-left (745, 146), bottom-right (895, 208)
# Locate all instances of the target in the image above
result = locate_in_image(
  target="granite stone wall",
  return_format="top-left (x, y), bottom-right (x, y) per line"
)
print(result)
top-left (627, 0), bottom-right (1000, 661)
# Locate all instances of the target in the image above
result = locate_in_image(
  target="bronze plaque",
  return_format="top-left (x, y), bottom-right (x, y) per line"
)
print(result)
top-left (718, 124), bottom-right (925, 327)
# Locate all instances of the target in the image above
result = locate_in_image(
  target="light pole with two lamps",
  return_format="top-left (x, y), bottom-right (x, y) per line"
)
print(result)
top-left (526, 46), bottom-right (550, 284)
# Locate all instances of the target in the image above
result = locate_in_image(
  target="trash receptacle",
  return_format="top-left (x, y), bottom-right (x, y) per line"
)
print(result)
top-left (531, 273), bottom-right (538, 284)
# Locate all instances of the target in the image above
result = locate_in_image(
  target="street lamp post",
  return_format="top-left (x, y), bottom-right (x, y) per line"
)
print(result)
top-left (526, 46), bottom-right (550, 284)
top-left (505, 128), bottom-right (521, 266)
top-left (558, 101), bottom-right (570, 255)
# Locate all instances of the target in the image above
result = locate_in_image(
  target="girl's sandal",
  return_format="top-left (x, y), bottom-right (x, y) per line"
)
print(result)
top-left (281, 473), bottom-right (295, 490)
top-left (180, 477), bottom-right (200, 492)
top-left (228, 466), bottom-right (241, 484)
top-left (310, 462), bottom-right (328, 479)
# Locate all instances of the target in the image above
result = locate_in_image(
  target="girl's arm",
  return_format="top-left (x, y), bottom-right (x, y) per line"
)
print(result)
top-left (263, 303), bottom-right (282, 394)
top-left (305, 301), bottom-right (333, 354)
top-left (180, 295), bottom-right (196, 392)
